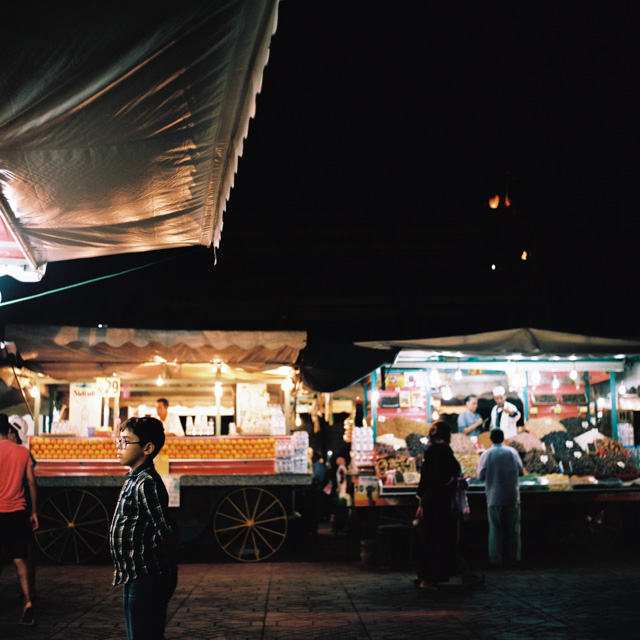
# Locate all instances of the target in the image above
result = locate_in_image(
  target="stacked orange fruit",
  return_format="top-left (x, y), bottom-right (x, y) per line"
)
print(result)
top-left (29, 436), bottom-right (277, 461)
top-left (29, 437), bottom-right (116, 460)
top-left (163, 437), bottom-right (275, 460)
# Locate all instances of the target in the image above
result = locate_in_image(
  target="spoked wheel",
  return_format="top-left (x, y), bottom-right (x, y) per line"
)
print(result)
top-left (553, 505), bottom-right (622, 556)
top-left (35, 489), bottom-right (110, 564)
top-left (213, 487), bottom-right (288, 562)
top-left (378, 505), bottom-right (417, 527)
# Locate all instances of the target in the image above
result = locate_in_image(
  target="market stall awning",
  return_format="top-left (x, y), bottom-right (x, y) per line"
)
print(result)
top-left (3, 324), bottom-right (306, 383)
top-left (356, 328), bottom-right (640, 372)
top-left (0, 0), bottom-right (279, 281)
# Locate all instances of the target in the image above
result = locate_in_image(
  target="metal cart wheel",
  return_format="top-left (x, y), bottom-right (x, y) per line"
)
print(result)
top-left (213, 487), bottom-right (288, 562)
top-left (35, 489), bottom-right (110, 564)
top-left (378, 505), bottom-right (417, 527)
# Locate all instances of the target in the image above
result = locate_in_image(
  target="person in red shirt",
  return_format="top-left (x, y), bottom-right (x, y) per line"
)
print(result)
top-left (0, 413), bottom-right (38, 626)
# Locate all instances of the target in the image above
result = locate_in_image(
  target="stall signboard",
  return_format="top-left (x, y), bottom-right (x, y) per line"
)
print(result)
top-left (96, 377), bottom-right (121, 398)
top-left (236, 383), bottom-right (268, 428)
top-left (69, 383), bottom-right (102, 435)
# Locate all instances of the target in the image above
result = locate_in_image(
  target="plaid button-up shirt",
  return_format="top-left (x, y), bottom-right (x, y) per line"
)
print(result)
top-left (109, 461), bottom-right (176, 585)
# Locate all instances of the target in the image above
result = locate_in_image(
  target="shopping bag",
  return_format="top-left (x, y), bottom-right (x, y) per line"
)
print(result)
top-left (450, 478), bottom-right (470, 521)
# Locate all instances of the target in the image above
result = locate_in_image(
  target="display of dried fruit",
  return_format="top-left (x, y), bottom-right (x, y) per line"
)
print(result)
top-left (507, 431), bottom-right (544, 452)
top-left (594, 454), bottom-right (639, 476)
top-left (560, 417), bottom-right (594, 438)
top-left (526, 418), bottom-right (566, 438)
top-left (541, 431), bottom-right (584, 456)
top-left (594, 437), bottom-right (627, 457)
top-left (405, 432), bottom-right (429, 458)
top-left (377, 417), bottom-right (428, 439)
top-left (560, 393), bottom-right (587, 405)
top-left (523, 449), bottom-right (561, 474)
top-left (556, 450), bottom-right (597, 476)
top-left (531, 394), bottom-right (558, 405)
top-left (450, 433), bottom-right (477, 455)
top-left (374, 442), bottom-right (408, 457)
top-left (456, 453), bottom-right (480, 478)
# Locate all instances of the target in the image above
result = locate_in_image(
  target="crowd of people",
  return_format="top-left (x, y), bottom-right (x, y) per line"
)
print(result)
top-left (2, 389), bottom-right (525, 630)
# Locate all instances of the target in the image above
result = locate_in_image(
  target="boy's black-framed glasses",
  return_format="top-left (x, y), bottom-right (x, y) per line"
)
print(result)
top-left (115, 438), bottom-right (142, 449)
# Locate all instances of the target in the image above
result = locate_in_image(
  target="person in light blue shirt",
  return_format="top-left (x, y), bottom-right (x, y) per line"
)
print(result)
top-left (457, 395), bottom-right (484, 436)
top-left (476, 429), bottom-right (524, 566)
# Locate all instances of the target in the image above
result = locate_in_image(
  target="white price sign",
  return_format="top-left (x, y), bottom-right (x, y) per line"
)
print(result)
top-left (97, 377), bottom-right (121, 398)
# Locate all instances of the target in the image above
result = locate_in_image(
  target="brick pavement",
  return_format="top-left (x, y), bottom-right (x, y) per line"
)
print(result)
top-left (2, 549), bottom-right (640, 640)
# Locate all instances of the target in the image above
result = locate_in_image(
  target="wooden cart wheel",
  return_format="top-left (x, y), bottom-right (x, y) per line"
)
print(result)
top-left (213, 487), bottom-right (288, 562)
top-left (35, 489), bottom-right (110, 564)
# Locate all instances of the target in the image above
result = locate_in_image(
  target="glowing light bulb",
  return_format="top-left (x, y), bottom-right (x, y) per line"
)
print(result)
top-left (569, 368), bottom-right (578, 381)
top-left (619, 382), bottom-right (627, 395)
top-left (156, 375), bottom-right (164, 387)
top-left (442, 385), bottom-right (453, 401)
top-left (552, 376), bottom-right (560, 390)
top-left (454, 369), bottom-right (462, 381)
top-left (531, 370), bottom-right (542, 385)
top-left (432, 410), bottom-right (440, 421)
top-left (214, 382), bottom-right (223, 398)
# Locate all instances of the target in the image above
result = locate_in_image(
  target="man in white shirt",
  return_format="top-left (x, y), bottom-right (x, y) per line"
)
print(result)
top-left (489, 386), bottom-right (521, 440)
top-left (155, 399), bottom-right (184, 437)
top-left (477, 428), bottom-right (524, 566)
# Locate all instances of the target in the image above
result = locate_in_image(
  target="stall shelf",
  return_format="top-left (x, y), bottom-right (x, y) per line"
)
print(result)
top-left (2, 325), bottom-right (313, 565)
top-left (351, 328), bottom-right (640, 557)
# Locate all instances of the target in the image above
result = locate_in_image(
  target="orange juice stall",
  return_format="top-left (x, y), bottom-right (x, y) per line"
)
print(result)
top-left (5, 325), bottom-right (311, 564)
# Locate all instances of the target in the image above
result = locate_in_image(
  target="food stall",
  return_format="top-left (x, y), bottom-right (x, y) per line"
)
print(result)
top-left (2, 324), bottom-right (312, 564)
top-left (349, 329), bottom-right (640, 558)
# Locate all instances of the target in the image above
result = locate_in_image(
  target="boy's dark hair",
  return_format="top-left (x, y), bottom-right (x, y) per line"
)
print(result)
top-left (0, 413), bottom-right (10, 436)
top-left (156, 398), bottom-right (169, 407)
top-left (122, 416), bottom-right (165, 459)
top-left (490, 428), bottom-right (505, 444)
top-left (464, 394), bottom-right (477, 403)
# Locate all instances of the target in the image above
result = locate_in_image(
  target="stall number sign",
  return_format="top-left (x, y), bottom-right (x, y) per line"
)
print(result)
top-left (97, 377), bottom-right (121, 397)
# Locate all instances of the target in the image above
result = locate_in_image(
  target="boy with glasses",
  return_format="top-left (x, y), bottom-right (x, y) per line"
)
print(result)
top-left (110, 417), bottom-right (178, 640)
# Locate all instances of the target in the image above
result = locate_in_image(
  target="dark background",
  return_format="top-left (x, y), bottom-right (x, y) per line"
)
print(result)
top-left (1, 1), bottom-right (638, 343)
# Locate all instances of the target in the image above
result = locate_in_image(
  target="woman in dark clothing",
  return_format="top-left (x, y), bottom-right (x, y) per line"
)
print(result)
top-left (415, 421), bottom-right (460, 589)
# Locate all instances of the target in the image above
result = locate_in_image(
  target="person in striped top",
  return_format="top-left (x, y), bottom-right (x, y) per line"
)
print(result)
top-left (109, 417), bottom-right (178, 640)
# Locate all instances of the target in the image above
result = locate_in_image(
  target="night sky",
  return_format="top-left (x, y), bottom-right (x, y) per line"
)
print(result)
top-left (1, 1), bottom-right (638, 343)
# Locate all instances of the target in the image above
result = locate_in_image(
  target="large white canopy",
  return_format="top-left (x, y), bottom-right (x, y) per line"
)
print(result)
top-left (357, 328), bottom-right (640, 372)
top-left (0, 1), bottom-right (279, 281)
top-left (4, 324), bottom-right (306, 383)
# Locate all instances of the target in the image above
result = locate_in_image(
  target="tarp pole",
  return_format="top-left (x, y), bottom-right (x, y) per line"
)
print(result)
top-left (426, 369), bottom-right (431, 424)
top-left (371, 369), bottom-right (378, 441)
top-left (524, 371), bottom-right (530, 421)
top-left (610, 372), bottom-right (618, 439)
top-left (584, 372), bottom-right (592, 423)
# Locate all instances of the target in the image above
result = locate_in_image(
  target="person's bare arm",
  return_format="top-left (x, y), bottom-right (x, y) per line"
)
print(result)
top-left (25, 465), bottom-right (38, 531)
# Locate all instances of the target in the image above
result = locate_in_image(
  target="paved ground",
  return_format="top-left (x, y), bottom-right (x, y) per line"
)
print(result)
top-left (1, 528), bottom-right (640, 639)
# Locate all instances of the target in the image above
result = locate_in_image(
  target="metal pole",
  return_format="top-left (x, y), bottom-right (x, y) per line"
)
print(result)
top-left (610, 372), bottom-right (618, 440)
top-left (371, 369), bottom-right (378, 441)
top-left (426, 369), bottom-right (432, 423)
top-left (524, 371), bottom-right (530, 421)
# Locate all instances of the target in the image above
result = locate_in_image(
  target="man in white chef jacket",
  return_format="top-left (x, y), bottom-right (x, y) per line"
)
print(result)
top-left (155, 399), bottom-right (185, 437)
top-left (489, 386), bottom-right (521, 440)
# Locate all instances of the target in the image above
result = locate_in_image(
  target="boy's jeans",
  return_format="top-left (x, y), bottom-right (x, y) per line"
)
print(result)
top-left (123, 570), bottom-right (178, 640)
